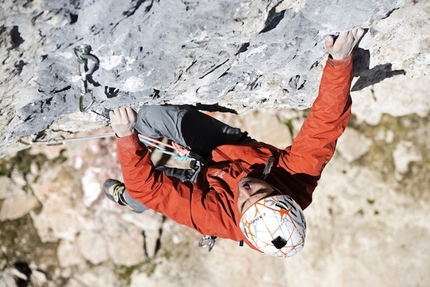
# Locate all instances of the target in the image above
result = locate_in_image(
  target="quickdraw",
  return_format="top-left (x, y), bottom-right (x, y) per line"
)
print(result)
top-left (74, 44), bottom-right (99, 112)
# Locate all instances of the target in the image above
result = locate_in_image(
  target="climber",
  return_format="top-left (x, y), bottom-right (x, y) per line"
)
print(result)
top-left (104, 28), bottom-right (364, 257)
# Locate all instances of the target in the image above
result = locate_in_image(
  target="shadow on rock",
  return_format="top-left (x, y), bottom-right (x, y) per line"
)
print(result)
top-left (194, 103), bottom-right (238, 114)
top-left (351, 45), bottom-right (406, 92)
top-left (352, 63), bottom-right (406, 92)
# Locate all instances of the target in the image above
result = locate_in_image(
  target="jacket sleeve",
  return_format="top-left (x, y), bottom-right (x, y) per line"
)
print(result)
top-left (285, 55), bottom-right (353, 177)
top-left (115, 132), bottom-right (199, 230)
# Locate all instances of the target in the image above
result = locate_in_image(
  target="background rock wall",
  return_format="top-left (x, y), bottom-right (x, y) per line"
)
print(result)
top-left (1, 0), bottom-right (430, 286)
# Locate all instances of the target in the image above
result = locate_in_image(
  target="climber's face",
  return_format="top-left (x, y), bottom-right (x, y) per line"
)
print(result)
top-left (237, 177), bottom-right (275, 214)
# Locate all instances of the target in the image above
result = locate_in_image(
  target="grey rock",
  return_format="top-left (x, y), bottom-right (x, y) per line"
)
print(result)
top-left (0, 193), bottom-right (39, 221)
top-left (57, 239), bottom-right (85, 268)
top-left (76, 231), bottom-right (109, 265)
top-left (72, 265), bottom-right (118, 287)
top-left (0, 0), bottom-right (408, 157)
top-left (393, 141), bottom-right (422, 175)
top-left (0, 177), bottom-right (16, 199)
top-left (1, 2), bottom-right (429, 285)
top-left (0, 263), bottom-right (50, 287)
top-left (337, 128), bottom-right (372, 163)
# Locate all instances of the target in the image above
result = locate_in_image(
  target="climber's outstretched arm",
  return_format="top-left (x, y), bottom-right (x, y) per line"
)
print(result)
top-left (284, 28), bottom-right (364, 177)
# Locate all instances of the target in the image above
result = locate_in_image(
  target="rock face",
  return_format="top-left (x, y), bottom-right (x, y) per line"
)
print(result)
top-left (1, 1), bottom-right (430, 287)
top-left (0, 0), bottom-right (421, 158)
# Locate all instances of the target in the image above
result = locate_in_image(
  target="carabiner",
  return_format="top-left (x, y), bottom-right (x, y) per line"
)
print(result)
top-left (198, 235), bottom-right (217, 252)
top-left (46, 136), bottom-right (66, 146)
top-left (79, 90), bottom-right (96, 112)
top-left (74, 44), bottom-right (92, 63)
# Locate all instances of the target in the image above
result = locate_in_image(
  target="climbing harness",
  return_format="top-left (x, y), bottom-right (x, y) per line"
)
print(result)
top-left (198, 235), bottom-right (217, 252)
top-left (74, 44), bottom-right (99, 112)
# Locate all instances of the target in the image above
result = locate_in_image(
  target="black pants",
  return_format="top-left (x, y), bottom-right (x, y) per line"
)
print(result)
top-left (135, 105), bottom-right (253, 160)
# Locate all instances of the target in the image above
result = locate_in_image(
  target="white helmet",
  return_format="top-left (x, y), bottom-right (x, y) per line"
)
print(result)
top-left (239, 194), bottom-right (306, 257)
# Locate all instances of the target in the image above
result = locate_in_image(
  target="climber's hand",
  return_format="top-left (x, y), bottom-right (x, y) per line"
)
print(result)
top-left (325, 28), bottom-right (364, 60)
top-left (109, 107), bottom-right (137, 138)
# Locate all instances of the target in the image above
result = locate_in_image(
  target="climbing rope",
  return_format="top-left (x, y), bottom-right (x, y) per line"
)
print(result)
top-left (31, 132), bottom-right (195, 163)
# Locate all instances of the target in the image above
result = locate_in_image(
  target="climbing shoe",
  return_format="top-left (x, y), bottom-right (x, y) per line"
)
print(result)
top-left (103, 179), bottom-right (147, 213)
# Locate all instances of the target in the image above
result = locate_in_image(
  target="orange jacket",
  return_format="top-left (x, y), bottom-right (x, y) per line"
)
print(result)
top-left (116, 56), bottom-right (353, 250)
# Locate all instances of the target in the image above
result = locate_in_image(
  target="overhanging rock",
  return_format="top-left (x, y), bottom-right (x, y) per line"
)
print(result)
top-left (0, 0), bottom-right (408, 157)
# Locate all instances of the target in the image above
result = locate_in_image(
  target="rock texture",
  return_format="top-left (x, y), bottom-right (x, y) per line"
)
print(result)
top-left (1, 1), bottom-right (430, 287)
top-left (0, 0), bottom-right (418, 158)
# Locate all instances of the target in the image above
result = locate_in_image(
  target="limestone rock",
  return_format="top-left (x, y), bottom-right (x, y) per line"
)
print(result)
top-left (0, 263), bottom-right (50, 287)
top-left (337, 128), bottom-right (372, 163)
top-left (57, 239), bottom-right (85, 268)
top-left (0, 193), bottom-right (39, 221)
top-left (30, 210), bottom-right (58, 243)
top-left (1, 1), bottom-right (430, 286)
top-left (76, 231), bottom-right (109, 265)
top-left (72, 265), bottom-right (117, 287)
top-left (80, 167), bottom-right (102, 207)
top-left (358, 1), bottom-right (430, 78)
top-left (0, 177), bottom-right (16, 199)
top-left (0, 268), bottom-right (17, 287)
top-left (393, 140), bottom-right (422, 176)
top-left (107, 232), bottom-right (146, 266)
top-left (351, 1), bottom-right (430, 125)
top-left (38, 205), bottom-right (82, 241)
top-left (0, 0), bottom-right (411, 157)
top-left (103, 213), bottom-right (146, 266)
